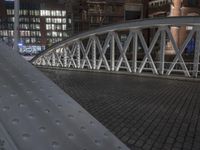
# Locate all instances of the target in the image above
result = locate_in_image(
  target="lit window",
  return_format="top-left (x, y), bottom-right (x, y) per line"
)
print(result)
top-left (40, 10), bottom-right (45, 16)
top-left (62, 25), bottom-right (66, 30)
top-left (59, 32), bottom-right (62, 37)
top-left (31, 38), bottom-right (36, 43)
top-left (46, 18), bottom-right (51, 23)
top-left (46, 24), bottom-right (52, 30)
top-left (47, 10), bottom-right (51, 16)
top-left (27, 31), bottom-right (30, 36)
top-left (7, 9), bottom-right (13, 15)
top-left (24, 10), bottom-right (28, 15)
top-left (25, 38), bottom-right (30, 43)
top-left (51, 11), bottom-right (56, 16)
top-left (55, 25), bottom-right (61, 30)
top-left (62, 18), bottom-right (66, 23)
top-left (36, 18), bottom-right (40, 23)
top-left (68, 18), bottom-right (72, 24)
top-left (11, 17), bottom-right (14, 22)
top-left (52, 24), bottom-right (55, 30)
top-left (47, 32), bottom-right (51, 36)
top-left (58, 18), bottom-right (62, 23)
top-left (52, 31), bottom-right (57, 37)
top-left (62, 11), bottom-right (66, 16)
top-left (30, 10), bottom-right (33, 15)
top-left (35, 24), bottom-right (40, 30)
top-left (8, 30), bottom-right (14, 36)
top-left (35, 10), bottom-right (40, 16)
top-left (56, 10), bottom-right (62, 16)
top-left (40, 10), bottom-right (50, 16)
top-left (51, 18), bottom-right (62, 23)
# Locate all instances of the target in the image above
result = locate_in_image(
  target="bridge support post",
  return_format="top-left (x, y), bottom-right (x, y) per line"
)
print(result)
top-left (110, 32), bottom-right (115, 71)
top-left (63, 48), bottom-right (67, 67)
top-left (52, 53), bottom-right (56, 66)
top-left (76, 42), bottom-right (81, 68)
top-left (132, 32), bottom-right (138, 73)
top-left (159, 29), bottom-right (166, 75)
top-left (92, 37), bottom-right (96, 69)
top-left (193, 27), bottom-right (200, 78)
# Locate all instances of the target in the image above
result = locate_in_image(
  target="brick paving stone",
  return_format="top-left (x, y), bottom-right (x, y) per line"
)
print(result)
top-left (42, 69), bottom-right (200, 150)
top-left (163, 144), bottom-right (173, 150)
top-left (142, 143), bottom-right (152, 150)
top-left (127, 139), bottom-right (136, 145)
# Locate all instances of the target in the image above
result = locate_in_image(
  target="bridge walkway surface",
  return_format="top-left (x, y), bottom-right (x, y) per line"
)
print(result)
top-left (41, 69), bottom-right (200, 150)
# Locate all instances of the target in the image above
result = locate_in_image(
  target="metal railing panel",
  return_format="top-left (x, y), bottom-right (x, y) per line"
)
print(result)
top-left (32, 17), bottom-right (200, 78)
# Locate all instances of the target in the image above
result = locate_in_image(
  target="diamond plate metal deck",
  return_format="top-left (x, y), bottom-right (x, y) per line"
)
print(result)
top-left (0, 43), bottom-right (130, 150)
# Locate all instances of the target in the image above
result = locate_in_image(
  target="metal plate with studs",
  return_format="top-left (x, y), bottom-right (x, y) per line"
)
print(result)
top-left (0, 43), bottom-right (130, 150)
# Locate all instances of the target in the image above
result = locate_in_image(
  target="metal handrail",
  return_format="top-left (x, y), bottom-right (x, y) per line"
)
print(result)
top-left (31, 16), bottom-right (200, 62)
top-left (32, 17), bottom-right (200, 78)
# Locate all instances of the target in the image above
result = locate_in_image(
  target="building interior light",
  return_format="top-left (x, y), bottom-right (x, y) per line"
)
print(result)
top-left (18, 43), bottom-right (23, 46)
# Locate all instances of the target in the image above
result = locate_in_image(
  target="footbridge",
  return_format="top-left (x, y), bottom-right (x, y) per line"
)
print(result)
top-left (1, 17), bottom-right (200, 150)
top-left (32, 17), bottom-right (200, 78)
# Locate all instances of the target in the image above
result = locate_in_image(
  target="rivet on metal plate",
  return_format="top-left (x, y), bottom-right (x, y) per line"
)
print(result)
top-left (11, 118), bottom-right (19, 125)
top-left (22, 133), bottom-right (31, 140)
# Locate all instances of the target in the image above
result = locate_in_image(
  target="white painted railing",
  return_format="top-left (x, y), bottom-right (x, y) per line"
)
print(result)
top-left (32, 17), bottom-right (200, 78)
top-left (149, 0), bottom-right (170, 7)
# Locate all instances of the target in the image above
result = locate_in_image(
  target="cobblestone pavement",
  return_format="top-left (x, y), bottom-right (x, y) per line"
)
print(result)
top-left (41, 69), bottom-right (200, 150)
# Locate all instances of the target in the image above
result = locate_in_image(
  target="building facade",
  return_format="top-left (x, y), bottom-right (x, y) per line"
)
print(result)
top-left (0, 0), bottom-right (145, 54)
top-left (0, 0), bottom-right (72, 54)
top-left (74, 0), bottom-right (144, 33)
top-left (148, 0), bottom-right (200, 55)
top-left (1, 0), bottom-right (198, 56)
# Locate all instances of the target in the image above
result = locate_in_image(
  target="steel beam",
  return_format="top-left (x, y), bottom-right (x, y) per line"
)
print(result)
top-left (159, 28), bottom-right (166, 75)
top-left (110, 32), bottom-right (115, 71)
top-left (115, 32), bottom-right (132, 72)
top-left (80, 39), bottom-right (92, 69)
top-left (193, 27), bottom-right (200, 77)
top-left (132, 32), bottom-right (138, 73)
top-left (166, 28), bottom-right (194, 77)
top-left (76, 41), bottom-right (81, 68)
top-left (92, 36), bottom-right (97, 69)
top-left (138, 30), bottom-right (159, 74)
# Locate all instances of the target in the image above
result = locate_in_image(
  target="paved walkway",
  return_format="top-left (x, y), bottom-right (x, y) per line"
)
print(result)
top-left (42, 69), bottom-right (200, 150)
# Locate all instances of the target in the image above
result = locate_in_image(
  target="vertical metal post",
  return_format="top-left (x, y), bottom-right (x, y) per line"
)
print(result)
top-left (193, 28), bottom-right (200, 78)
top-left (76, 42), bottom-right (81, 68)
top-left (63, 48), bottom-right (68, 67)
top-left (159, 29), bottom-right (166, 75)
top-left (110, 32), bottom-right (115, 71)
top-left (132, 32), bottom-right (138, 73)
top-left (42, 58), bottom-right (46, 66)
top-left (52, 53), bottom-right (56, 66)
top-left (92, 37), bottom-right (96, 69)
top-left (14, 0), bottom-right (20, 51)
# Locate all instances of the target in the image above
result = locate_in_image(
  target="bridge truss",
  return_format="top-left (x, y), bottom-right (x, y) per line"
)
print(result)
top-left (32, 17), bottom-right (200, 78)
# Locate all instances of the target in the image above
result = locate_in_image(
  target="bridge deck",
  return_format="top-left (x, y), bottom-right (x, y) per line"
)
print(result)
top-left (42, 69), bottom-right (200, 150)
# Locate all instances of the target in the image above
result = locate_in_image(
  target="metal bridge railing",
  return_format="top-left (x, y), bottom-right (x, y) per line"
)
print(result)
top-left (31, 17), bottom-right (200, 78)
